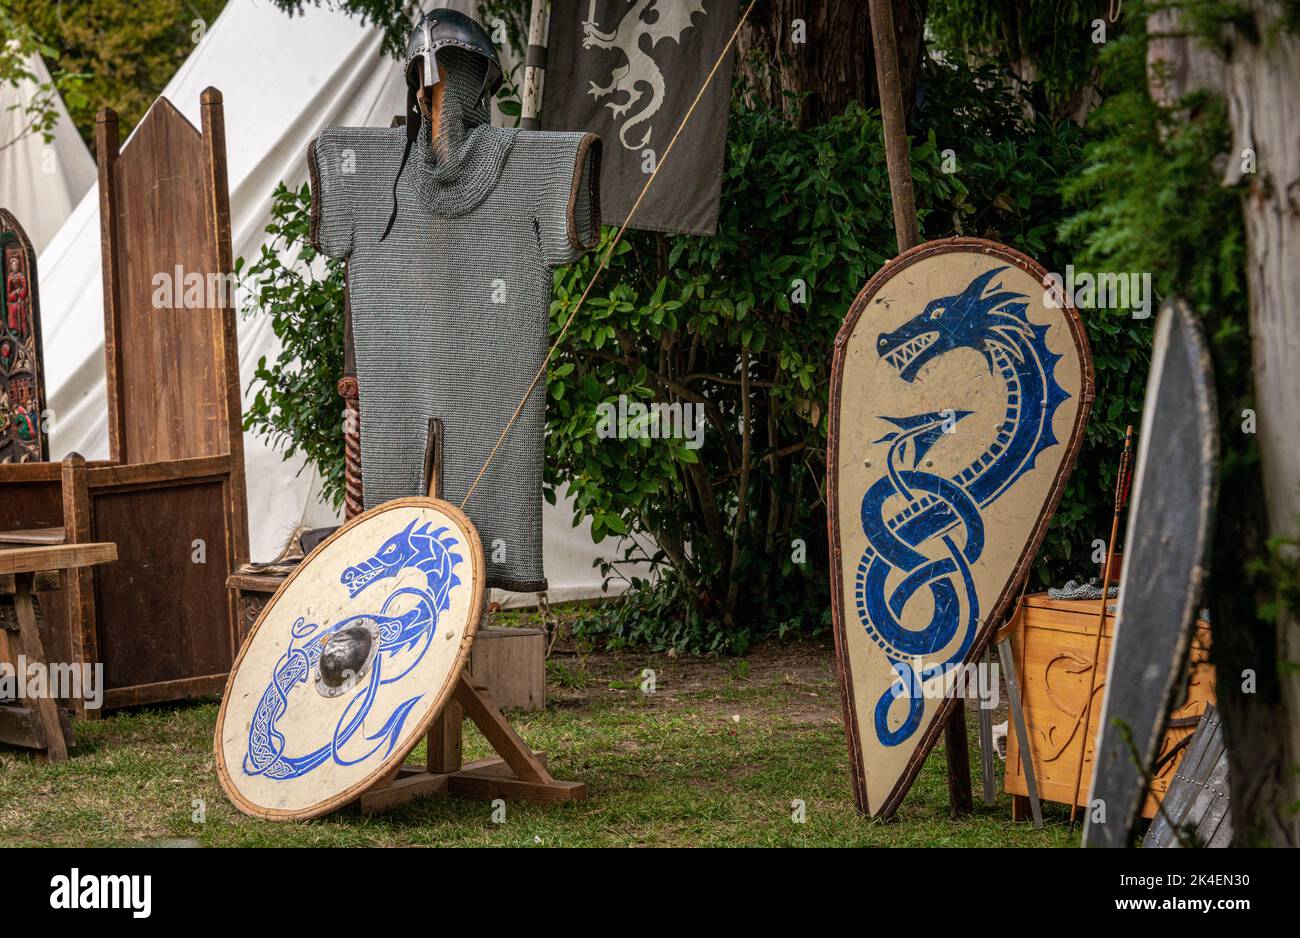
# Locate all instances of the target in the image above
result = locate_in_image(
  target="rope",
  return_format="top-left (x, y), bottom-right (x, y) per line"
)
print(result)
top-left (459, 0), bottom-right (758, 510)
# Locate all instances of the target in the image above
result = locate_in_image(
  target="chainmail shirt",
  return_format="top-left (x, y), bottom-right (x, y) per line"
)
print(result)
top-left (309, 49), bottom-right (601, 591)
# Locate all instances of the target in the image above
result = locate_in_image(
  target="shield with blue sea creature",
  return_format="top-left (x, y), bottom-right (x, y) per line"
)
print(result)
top-left (828, 239), bottom-right (1093, 817)
top-left (215, 497), bottom-right (484, 819)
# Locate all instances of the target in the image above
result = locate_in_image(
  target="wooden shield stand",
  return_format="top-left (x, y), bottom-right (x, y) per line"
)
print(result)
top-left (218, 421), bottom-right (583, 819)
top-left (356, 424), bottom-right (584, 813)
top-left (1083, 298), bottom-right (1217, 847)
top-left (827, 238), bottom-right (1093, 817)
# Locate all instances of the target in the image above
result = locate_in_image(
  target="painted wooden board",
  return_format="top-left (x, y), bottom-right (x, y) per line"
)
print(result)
top-left (0, 209), bottom-right (47, 463)
top-left (1084, 298), bottom-right (1217, 848)
top-left (828, 238), bottom-right (1093, 817)
top-left (215, 497), bottom-right (484, 820)
top-left (1143, 704), bottom-right (1232, 847)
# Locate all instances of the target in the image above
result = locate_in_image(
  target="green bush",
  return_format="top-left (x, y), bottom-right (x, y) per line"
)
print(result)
top-left (9, 0), bottom-right (228, 144)
top-left (239, 183), bottom-right (349, 507)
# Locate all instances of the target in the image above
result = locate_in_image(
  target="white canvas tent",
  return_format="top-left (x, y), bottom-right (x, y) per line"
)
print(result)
top-left (0, 48), bottom-right (97, 253)
top-left (32, 0), bottom-right (628, 606)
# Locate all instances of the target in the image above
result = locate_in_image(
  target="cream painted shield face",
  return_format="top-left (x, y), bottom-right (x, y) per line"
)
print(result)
top-left (215, 498), bottom-right (483, 820)
top-left (829, 241), bottom-right (1091, 817)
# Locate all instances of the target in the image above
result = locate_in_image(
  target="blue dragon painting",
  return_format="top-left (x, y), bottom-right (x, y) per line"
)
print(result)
top-left (858, 266), bottom-right (1070, 747)
top-left (243, 518), bottom-right (463, 780)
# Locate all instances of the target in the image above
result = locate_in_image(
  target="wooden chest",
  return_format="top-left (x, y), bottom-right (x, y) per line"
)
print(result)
top-left (1004, 592), bottom-right (1214, 817)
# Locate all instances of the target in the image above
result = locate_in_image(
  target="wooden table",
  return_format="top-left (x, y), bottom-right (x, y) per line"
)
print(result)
top-left (0, 542), bottom-right (117, 760)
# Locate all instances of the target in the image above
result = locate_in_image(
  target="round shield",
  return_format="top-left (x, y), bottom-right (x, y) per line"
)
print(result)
top-left (214, 497), bottom-right (484, 820)
top-left (828, 238), bottom-right (1093, 817)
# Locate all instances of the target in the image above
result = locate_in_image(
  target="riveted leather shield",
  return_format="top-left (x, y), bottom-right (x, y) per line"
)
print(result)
top-left (1084, 298), bottom-right (1217, 847)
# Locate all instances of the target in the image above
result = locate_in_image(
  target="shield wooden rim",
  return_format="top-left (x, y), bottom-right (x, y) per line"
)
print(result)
top-left (213, 496), bottom-right (485, 821)
top-left (826, 237), bottom-right (1095, 817)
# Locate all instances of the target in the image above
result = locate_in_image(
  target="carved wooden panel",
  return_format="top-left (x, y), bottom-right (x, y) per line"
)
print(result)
top-left (0, 210), bottom-right (47, 463)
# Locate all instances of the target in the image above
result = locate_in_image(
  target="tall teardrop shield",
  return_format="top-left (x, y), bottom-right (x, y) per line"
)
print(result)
top-left (828, 239), bottom-right (1093, 817)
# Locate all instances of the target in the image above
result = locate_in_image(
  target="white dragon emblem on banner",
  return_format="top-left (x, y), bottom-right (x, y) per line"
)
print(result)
top-left (581, 0), bottom-right (708, 150)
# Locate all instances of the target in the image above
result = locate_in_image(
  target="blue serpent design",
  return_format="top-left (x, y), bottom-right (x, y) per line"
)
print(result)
top-left (858, 266), bottom-right (1069, 746)
top-left (243, 519), bottom-right (464, 780)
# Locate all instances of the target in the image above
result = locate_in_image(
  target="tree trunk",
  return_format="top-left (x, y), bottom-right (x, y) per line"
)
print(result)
top-left (1149, 2), bottom-right (1300, 846)
top-left (1220, 0), bottom-right (1300, 846)
top-left (735, 0), bottom-right (928, 127)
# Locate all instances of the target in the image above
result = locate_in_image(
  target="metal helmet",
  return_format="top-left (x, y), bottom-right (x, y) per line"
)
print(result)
top-left (402, 9), bottom-right (503, 138)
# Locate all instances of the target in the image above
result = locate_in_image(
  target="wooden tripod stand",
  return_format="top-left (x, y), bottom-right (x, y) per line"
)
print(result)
top-left (356, 419), bottom-right (585, 812)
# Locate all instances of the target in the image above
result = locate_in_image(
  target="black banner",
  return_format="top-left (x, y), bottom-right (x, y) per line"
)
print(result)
top-left (541, 0), bottom-right (741, 237)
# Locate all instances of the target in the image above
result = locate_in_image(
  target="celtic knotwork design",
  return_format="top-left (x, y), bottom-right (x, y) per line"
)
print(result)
top-left (858, 266), bottom-right (1070, 747)
top-left (243, 518), bottom-right (463, 780)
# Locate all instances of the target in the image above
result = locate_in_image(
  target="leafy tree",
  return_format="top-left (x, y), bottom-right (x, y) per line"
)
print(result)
top-left (268, 0), bottom-right (410, 57)
top-left (0, 1), bottom-right (89, 152)
top-left (239, 183), bottom-right (349, 508)
top-left (927, 0), bottom-right (1117, 119)
top-left (10, 0), bottom-right (229, 144)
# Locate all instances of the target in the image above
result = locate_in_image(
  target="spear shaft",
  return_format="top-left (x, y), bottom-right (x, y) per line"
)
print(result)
top-left (1070, 424), bottom-right (1135, 823)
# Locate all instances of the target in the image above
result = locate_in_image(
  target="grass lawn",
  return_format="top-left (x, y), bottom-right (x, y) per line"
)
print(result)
top-left (1, 611), bottom-right (1078, 847)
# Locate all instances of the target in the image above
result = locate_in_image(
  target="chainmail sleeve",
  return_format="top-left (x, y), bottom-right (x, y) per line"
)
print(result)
top-left (308, 129), bottom-right (356, 259)
top-left (534, 132), bottom-right (602, 267)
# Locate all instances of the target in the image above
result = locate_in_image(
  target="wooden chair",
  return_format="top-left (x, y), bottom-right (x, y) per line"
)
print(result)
top-left (0, 88), bottom-right (250, 716)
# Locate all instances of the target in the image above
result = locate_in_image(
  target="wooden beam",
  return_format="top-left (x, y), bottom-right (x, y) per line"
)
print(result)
top-left (427, 699), bottom-right (464, 774)
top-left (83, 454), bottom-right (233, 489)
top-left (11, 576), bottom-right (69, 760)
top-left (454, 675), bottom-right (549, 784)
top-left (0, 542), bottom-right (117, 576)
top-left (102, 672), bottom-right (228, 710)
top-left (867, 0), bottom-right (919, 251)
top-left (0, 704), bottom-right (46, 749)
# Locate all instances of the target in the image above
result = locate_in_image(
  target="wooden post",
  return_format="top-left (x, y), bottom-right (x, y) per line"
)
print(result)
top-left (95, 108), bottom-right (126, 464)
top-left (944, 700), bottom-right (974, 817)
top-left (59, 453), bottom-right (96, 721)
top-left (868, 0), bottom-right (971, 815)
top-left (520, 0), bottom-right (551, 130)
top-left (421, 417), bottom-right (460, 773)
top-left (999, 637), bottom-right (1044, 829)
top-left (978, 645), bottom-right (997, 807)
top-left (867, 0), bottom-right (919, 252)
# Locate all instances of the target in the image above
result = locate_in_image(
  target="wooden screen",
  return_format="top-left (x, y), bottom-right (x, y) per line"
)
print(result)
top-left (98, 92), bottom-right (240, 466)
